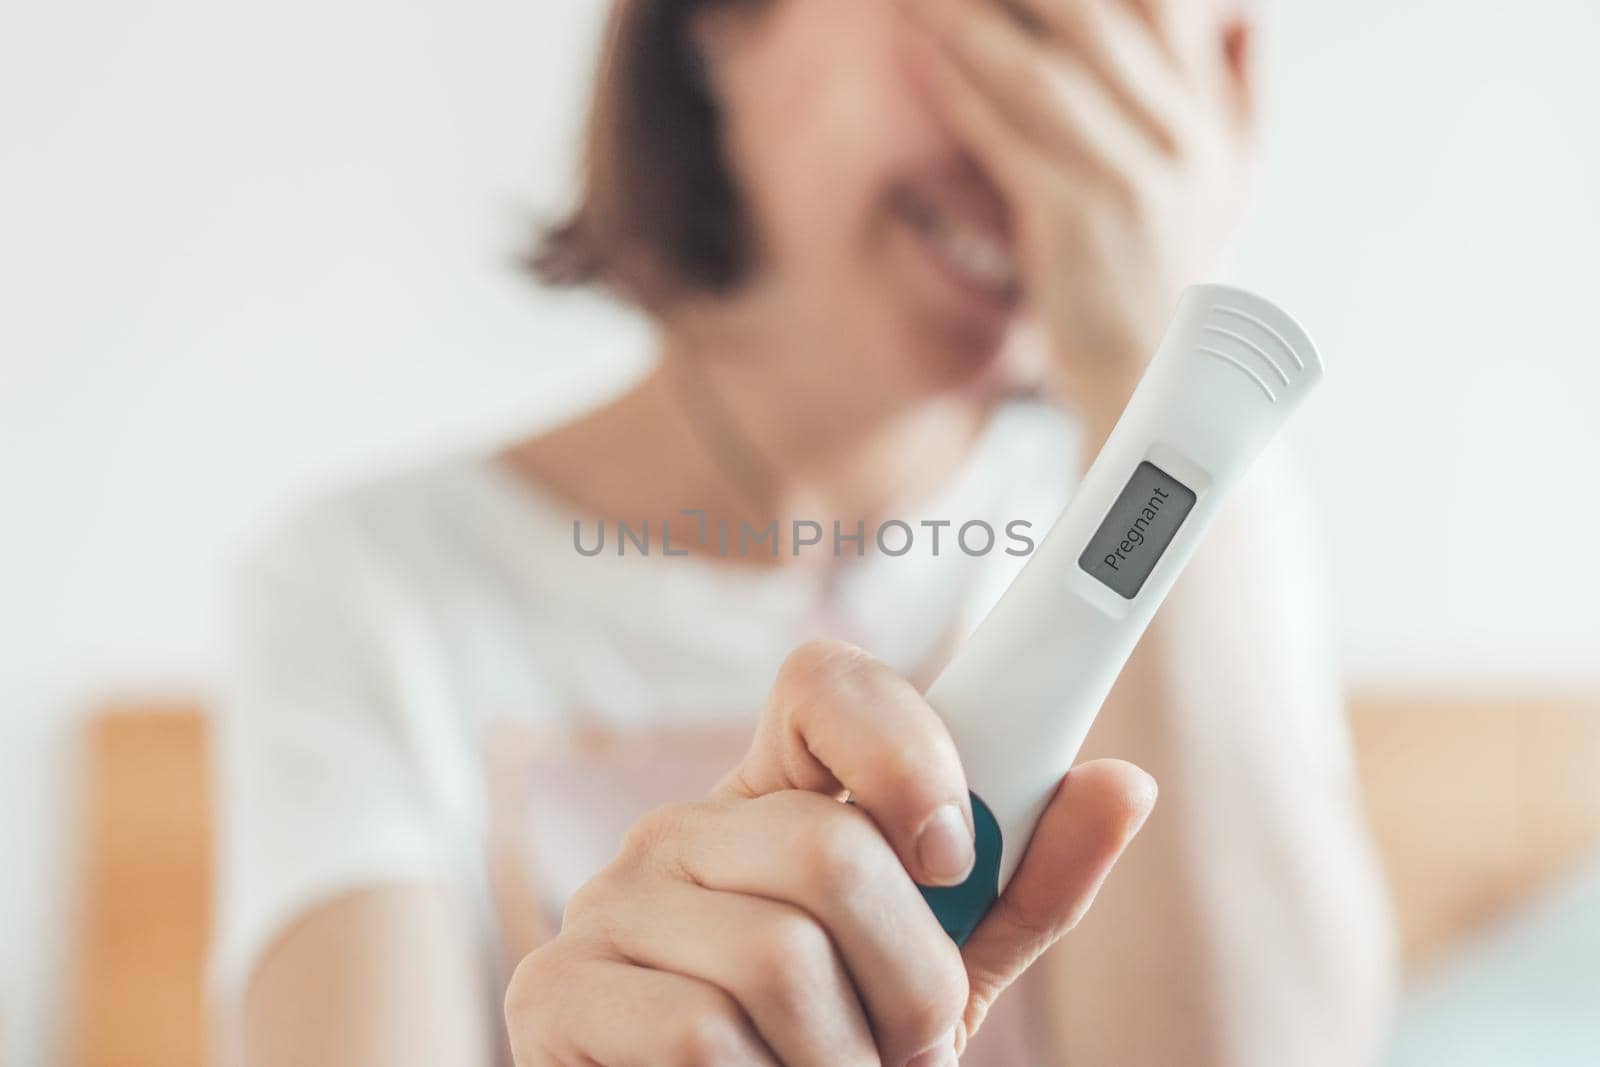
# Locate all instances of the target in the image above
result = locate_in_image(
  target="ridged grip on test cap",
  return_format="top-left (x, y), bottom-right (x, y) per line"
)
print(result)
top-left (1181, 283), bottom-right (1323, 406)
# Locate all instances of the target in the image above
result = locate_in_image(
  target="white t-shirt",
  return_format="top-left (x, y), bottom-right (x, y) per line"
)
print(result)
top-left (212, 400), bottom-right (1087, 1064)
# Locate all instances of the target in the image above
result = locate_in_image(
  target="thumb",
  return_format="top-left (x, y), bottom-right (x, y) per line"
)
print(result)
top-left (956, 759), bottom-right (1157, 1052)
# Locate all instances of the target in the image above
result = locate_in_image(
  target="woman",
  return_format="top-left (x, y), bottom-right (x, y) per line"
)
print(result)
top-left (213, 0), bottom-right (1395, 1063)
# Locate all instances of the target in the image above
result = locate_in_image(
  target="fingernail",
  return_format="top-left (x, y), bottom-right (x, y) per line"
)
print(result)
top-left (916, 803), bottom-right (975, 885)
top-left (905, 1028), bottom-right (957, 1067)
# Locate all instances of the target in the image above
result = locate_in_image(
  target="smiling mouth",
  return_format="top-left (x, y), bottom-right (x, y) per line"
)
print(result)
top-left (892, 185), bottom-right (1022, 305)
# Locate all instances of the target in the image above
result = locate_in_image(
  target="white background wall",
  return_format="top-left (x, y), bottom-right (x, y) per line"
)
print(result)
top-left (3, 0), bottom-right (1597, 1061)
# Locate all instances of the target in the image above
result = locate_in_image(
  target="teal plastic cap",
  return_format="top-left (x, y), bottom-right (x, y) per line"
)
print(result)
top-left (918, 792), bottom-right (1002, 945)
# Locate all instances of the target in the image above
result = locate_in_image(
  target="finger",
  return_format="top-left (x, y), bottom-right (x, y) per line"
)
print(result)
top-left (507, 942), bottom-right (780, 1067)
top-left (902, 12), bottom-right (1046, 200)
top-left (956, 759), bottom-right (1156, 1050)
top-left (1220, 11), bottom-right (1257, 128)
top-left (902, 0), bottom-right (1154, 182)
top-left (1005, 0), bottom-right (1189, 155)
top-left (665, 791), bottom-right (971, 1066)
top-left (588, 881), bottom-right (877, 1067)
top-left (1124, 0), bottom-right (1213, 76)
top-left (714, 640), bottom-right (977, 888)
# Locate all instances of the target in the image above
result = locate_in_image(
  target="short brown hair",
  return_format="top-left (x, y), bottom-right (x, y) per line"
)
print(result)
top-left (529, 0), bottom-right (764, 308)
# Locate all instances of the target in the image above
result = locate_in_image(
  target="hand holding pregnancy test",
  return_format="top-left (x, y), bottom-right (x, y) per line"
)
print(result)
top-left (508, 287), bottom-right (1317, 1065)
top-left (917, 283), bottom-right (1322, 942)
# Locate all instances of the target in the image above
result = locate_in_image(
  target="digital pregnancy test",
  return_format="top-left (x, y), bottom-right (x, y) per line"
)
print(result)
top-left (919, 283), bottom-right (1323, 944)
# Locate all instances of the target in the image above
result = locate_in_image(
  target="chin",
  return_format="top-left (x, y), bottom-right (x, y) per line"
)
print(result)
top-left (890, 311), bottom-right (1015, 396)
top-left (869, 228), bottom-right (1023, 395)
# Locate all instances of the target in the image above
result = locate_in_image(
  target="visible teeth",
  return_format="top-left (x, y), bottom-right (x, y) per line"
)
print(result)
top-left (930, 217), bottom-right (1017, 293)
top-left (901, 194), bottom-right (1018, 295)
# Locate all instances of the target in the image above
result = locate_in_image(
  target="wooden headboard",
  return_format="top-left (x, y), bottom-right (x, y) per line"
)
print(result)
top-left (64, 692), bottom-right (1600, 1066)
top-left (68, 706), bottom-right (213, 1067)
top-left (1349, 690), bottom-right (1600, 964)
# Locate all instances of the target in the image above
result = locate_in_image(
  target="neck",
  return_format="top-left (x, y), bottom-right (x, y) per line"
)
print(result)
top-left (653, 328), bottom-right (991, 542)
top-left (503, 307), bottom-right (999, 569)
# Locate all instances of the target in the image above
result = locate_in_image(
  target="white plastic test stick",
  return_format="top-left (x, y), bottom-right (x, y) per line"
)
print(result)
top-left (919, 283), bottom-right (1323, 943)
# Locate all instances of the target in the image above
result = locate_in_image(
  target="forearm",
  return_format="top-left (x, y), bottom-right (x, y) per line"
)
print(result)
top-left (240, 884), bottom-right (495, 1067)
top-left (1040, 447), bottom-right (1397, 1065)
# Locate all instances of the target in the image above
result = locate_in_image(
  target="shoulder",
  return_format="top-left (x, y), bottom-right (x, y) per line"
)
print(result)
top-left (229, 451), bottom-right (593, 695)
top-left (236, 452), bottom-right (515, 602)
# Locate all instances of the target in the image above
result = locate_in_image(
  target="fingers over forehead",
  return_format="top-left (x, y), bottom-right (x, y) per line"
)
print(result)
top-left (1123, 0), bottom-right (1224, 70)
top-left (989, 0), bottom-right (1172, 38)
top-left (994, 0), bottom-right (1189, 156)
top-left (904, 0), bottom-right (1157, 179)
top-left (998, 0), bottom-right (1095, 41)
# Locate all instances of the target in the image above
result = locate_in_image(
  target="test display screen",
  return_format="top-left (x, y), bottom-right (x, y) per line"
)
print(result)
top-left (1078, 462), bottom-right (1198, 599)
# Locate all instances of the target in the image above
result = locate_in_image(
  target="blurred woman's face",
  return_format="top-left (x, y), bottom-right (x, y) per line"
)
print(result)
top-left (702, 0), bottom-right (1022, 399)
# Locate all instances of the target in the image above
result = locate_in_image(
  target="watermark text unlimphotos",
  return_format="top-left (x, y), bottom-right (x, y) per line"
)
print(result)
top-left (574, 510), bottom-right (1037, 559)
